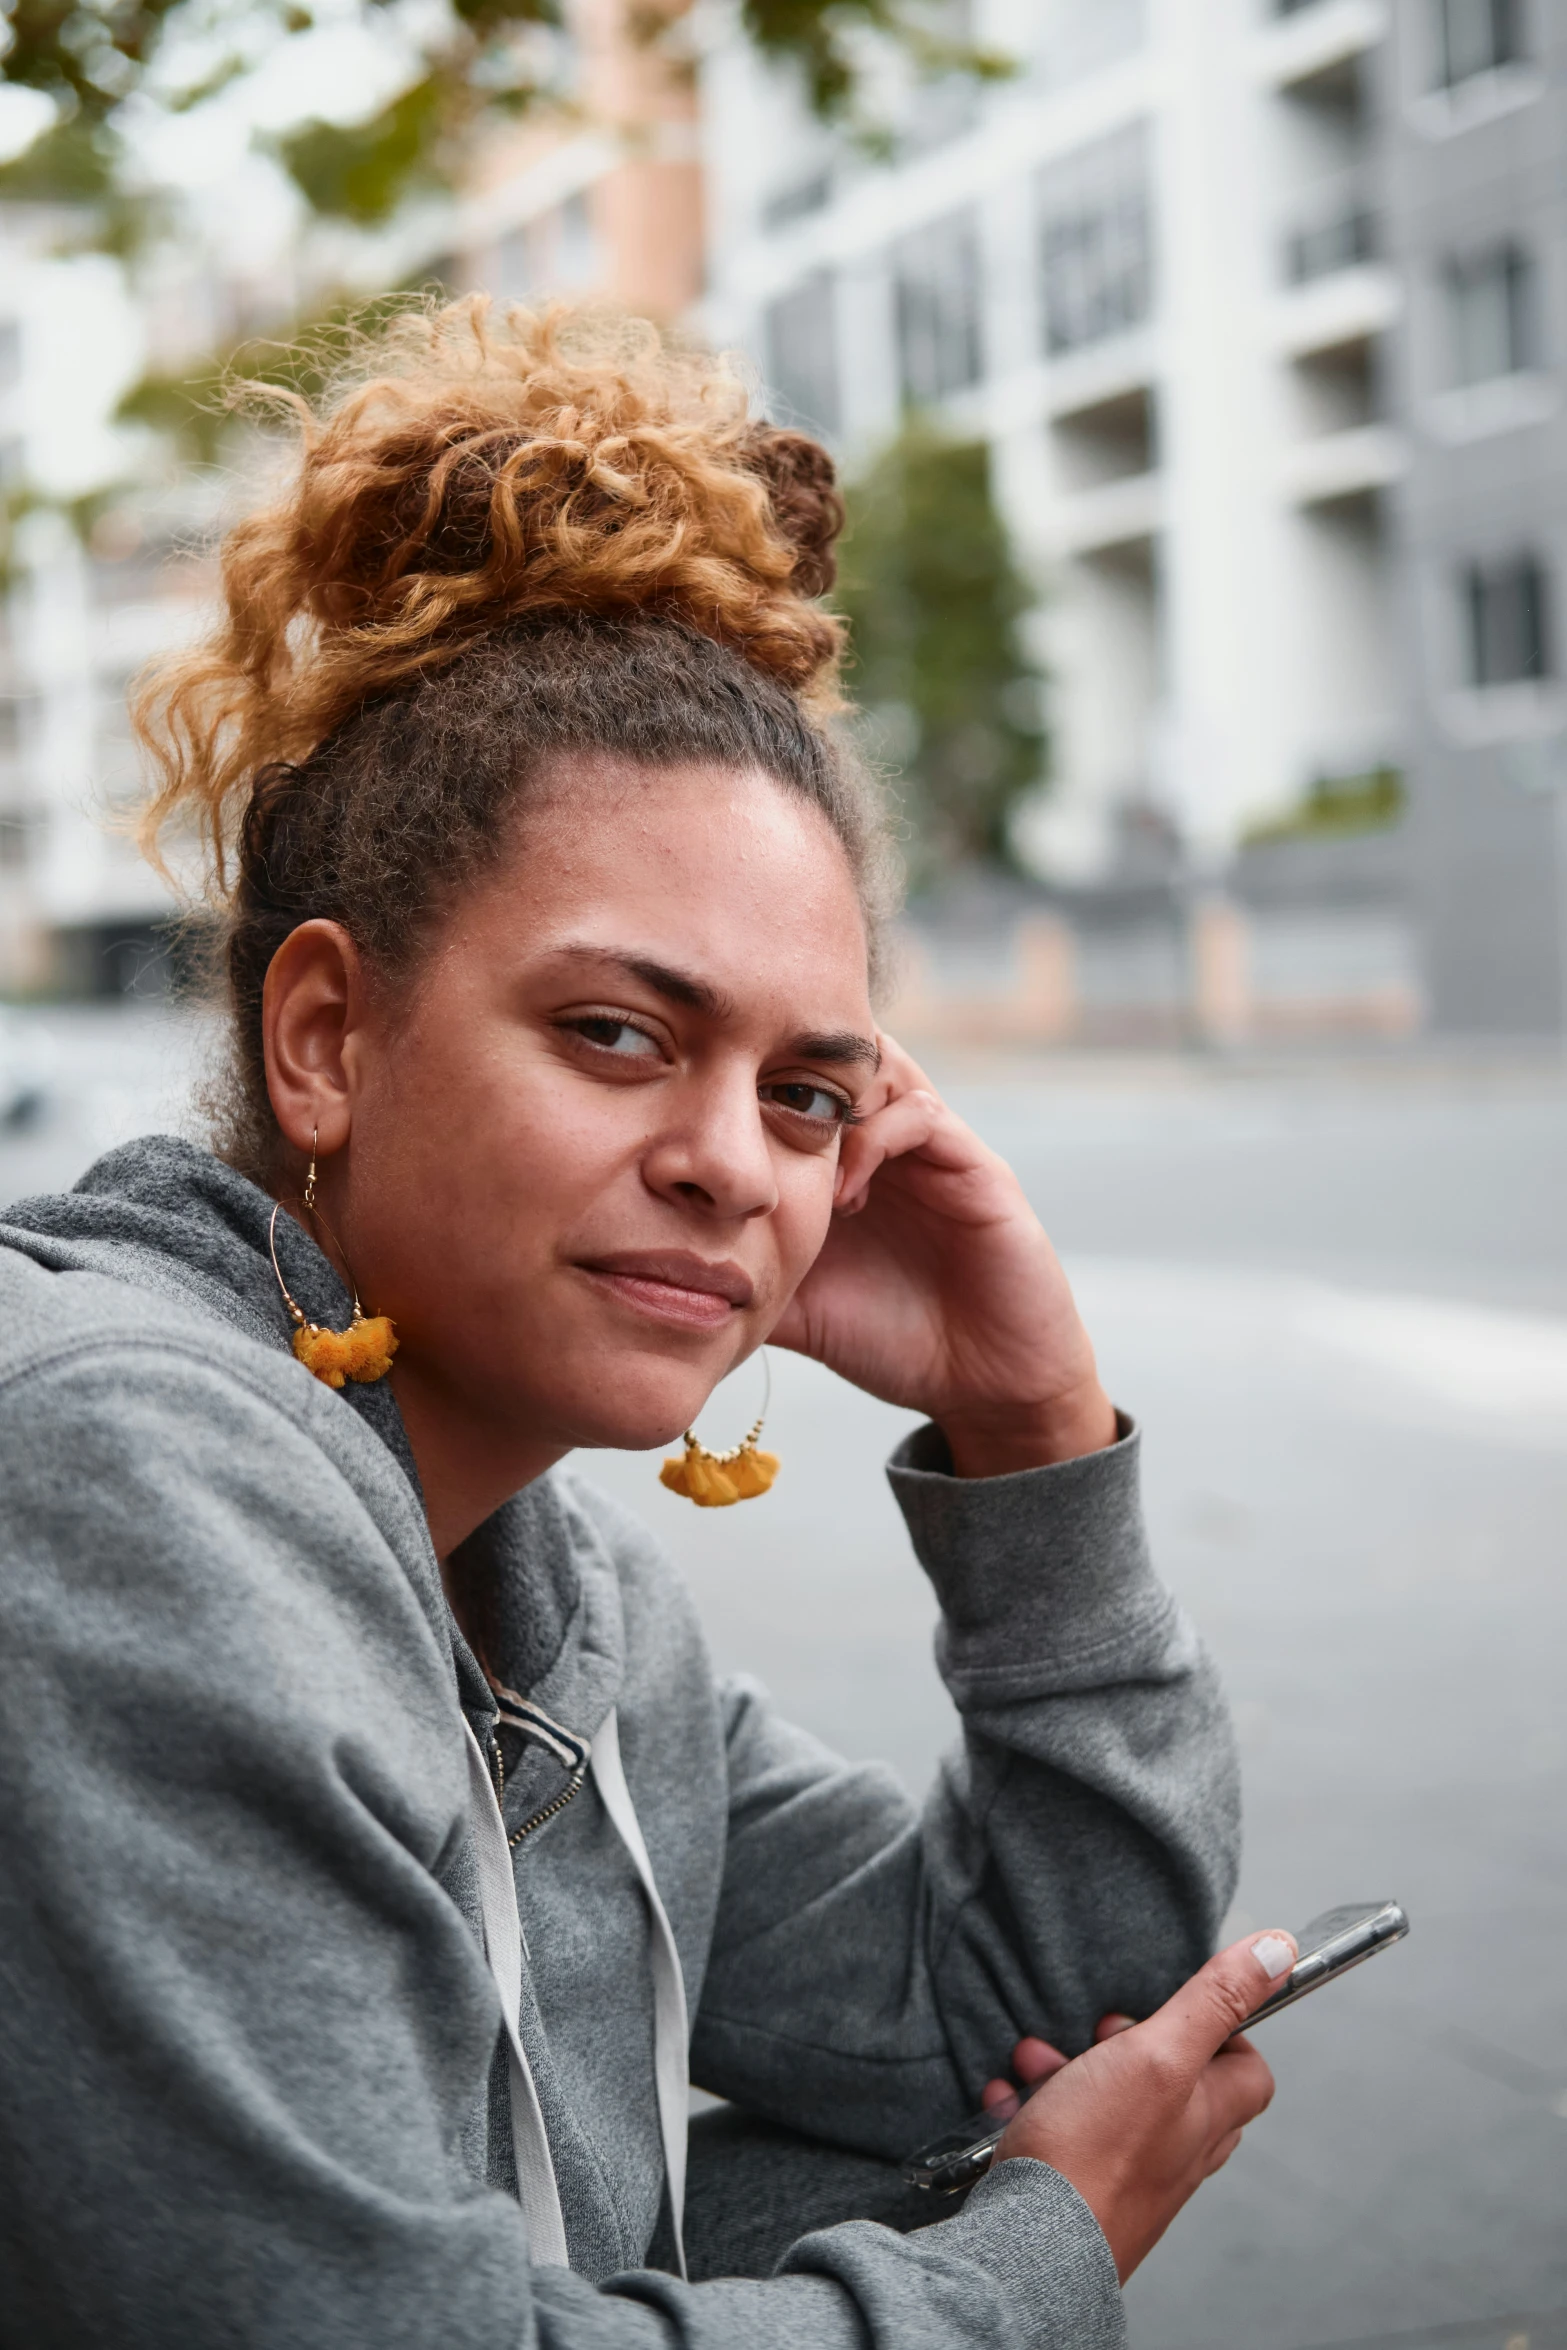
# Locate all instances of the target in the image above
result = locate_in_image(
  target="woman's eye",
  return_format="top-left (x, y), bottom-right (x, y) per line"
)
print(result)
top-left (568, 1016), bottom-right (662, 1060)
top-left (762, 1080), bottom-right (853, 1125)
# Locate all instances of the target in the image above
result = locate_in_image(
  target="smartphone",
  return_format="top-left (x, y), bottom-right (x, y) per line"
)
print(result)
top-left (900, 1899), bottom-right (1411, 2195)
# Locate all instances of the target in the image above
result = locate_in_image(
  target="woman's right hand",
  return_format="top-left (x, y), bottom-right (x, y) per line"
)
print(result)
top-left (992, 1929), bottom-right (1296, 2282)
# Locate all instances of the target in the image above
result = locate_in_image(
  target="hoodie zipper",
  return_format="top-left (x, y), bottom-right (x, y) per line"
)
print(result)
top-left (488, 1692), bottom-right (592, 1851)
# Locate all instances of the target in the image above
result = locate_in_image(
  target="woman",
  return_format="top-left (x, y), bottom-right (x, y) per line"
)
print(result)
top-left (0, 303), bottom-right (1291, 2348)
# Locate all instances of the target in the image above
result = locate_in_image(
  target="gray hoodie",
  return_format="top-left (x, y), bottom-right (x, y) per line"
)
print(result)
top-left (0, 1136), bottom-right (1238, 2349)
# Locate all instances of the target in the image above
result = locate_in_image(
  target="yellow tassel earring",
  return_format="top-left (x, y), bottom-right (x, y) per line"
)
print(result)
top-left (268, 1130), bottom-right (399, 1390)
top-left (660, 1352), bottom-right (779, 1509)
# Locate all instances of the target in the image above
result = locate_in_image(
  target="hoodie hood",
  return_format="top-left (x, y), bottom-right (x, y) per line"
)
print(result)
top-left (0, 1132), bottom-right (419, 1489)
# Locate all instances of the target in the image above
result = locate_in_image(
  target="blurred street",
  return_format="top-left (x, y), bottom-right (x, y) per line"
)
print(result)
top-left (6, 1007), bottom-right (1566, 2350)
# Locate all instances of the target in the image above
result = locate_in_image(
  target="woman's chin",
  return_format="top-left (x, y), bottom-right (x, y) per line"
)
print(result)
top-left (555, 1384), bottom-right (713, 1458)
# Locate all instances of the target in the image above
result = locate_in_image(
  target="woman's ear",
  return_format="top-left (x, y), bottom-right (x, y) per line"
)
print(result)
top-left (261, 920), bottom-right (364, 1159)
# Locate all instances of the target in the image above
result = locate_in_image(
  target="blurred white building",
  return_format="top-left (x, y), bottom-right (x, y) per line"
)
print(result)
top-left (700, 0), bottom-right (1403, 882)
top-left (0, 211), bottom-right (209, 994)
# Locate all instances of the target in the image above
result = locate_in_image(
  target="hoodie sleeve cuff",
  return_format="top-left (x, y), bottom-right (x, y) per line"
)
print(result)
top-left (927, 2159), bottom-right (1125, 2349)
top-left (780, 2155), bottom-right (1125, 2350)
top-left (886, 1414), bottom-right (1179, 1700)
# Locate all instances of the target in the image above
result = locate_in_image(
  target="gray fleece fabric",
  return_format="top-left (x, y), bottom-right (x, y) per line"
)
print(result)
top-left (0, 1136), bottom-right (1239, 2349)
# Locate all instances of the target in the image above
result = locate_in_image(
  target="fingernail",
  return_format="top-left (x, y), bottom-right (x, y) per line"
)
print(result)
top-left (1251, 1933), bottom-right (1296, 1980)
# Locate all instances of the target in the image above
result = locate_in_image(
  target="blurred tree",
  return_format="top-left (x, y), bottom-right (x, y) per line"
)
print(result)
top-left (1241, 766), bottom-right (1405, 844)
top-left (114, 290), bottom-right (413, 462)
top-left (739, 0), bottom-right (1006, 124)
top-left (0, 0), bottom-right (1008, 233)
top-left (836, 420), bottom-right (1047, 878)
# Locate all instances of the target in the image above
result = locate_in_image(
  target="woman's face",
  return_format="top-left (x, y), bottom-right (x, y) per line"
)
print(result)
top-left (316, 758), bottom-right (880, 1468)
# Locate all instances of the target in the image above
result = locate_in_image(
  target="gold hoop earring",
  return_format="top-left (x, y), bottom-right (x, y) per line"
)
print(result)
top-left (269, 1129), bottom-right (398, 1390)
top-left (660, 1352), bottom-right (779, 1508)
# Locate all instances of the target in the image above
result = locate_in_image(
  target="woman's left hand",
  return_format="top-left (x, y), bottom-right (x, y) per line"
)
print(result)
top-left (767, 1035), bottom-right (1118, 1476)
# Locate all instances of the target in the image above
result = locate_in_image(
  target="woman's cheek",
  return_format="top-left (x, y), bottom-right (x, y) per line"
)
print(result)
top-left (774, 1154), bottom-right (840, 1288)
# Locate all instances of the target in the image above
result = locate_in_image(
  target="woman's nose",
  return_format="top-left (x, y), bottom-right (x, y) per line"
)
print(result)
top-left (641, 1074), bottom-right (779, 1222)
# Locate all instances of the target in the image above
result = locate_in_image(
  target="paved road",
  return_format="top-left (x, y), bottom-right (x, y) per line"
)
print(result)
top-left (4, 1011), bottom-right (1565, 2350)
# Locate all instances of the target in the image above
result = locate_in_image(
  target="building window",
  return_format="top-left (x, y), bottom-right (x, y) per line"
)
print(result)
top-left (1432, 0), bottom-right (1523, 89)
top-left (492, 224), bottom-right (540, 302)
top-left (761, 173), bottom-right (831, 232)
top-left (894, 211), bottom-right (983, 404)
top-left (491, 194), bottom-right (600, 304)
top-left (1038, 124), bottom-right (1152, 358)
top-left (1446, 244), bottom-right (1536, 384)
top-left (764, 273), bottom-right (840, 436)
top-left (1286, 203), bottom-right (1378, 286)
top-left (0, 813), bottom-right (41, 873)
top-left (1034, 0), bottom-right (1145, 88)
top-left (1464, 554), bottom-right (1551, 685)
top-left (555, 192), bottom-right (598, 288)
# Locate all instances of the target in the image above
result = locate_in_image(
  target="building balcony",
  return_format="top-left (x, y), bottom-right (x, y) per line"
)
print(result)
top-left (1042, 330), bottom-right (1158, 425)
top-left (1281, 422), bottom-right (1404, 507)
top-left (1256, 0), bottom-right (1388, 92)
top-left (1274, 263), bottom-right (1399, 360)
top-left (1051, 469), bottom-right (1163, 557)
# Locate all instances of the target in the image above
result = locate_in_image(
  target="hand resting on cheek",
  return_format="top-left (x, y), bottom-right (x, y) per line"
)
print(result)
top-left (768, 1033), bottom-right (1120, 1477)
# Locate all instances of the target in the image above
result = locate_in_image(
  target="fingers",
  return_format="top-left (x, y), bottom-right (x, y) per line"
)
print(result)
top-left (873, 1030), bottom-right (938, 1100)
top-left (1143, 1931), bottom-right (1297, 2079)
top-left (833, 1087), bottom-right (942, 1215)
top-left (1202, 2040), bottom-right (1277, 2139)
top-left (982, 2032), bottom-right (1068, 2118)
top-left (1093, 2014), bottom-right (1138, 2043)
top-left (832, 1028), bottom-right (1002, 1216)
top-left (1012, 2036), bottom-right (1070, 2084)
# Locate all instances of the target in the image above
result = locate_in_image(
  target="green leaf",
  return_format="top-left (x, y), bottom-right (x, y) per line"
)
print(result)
top-left (739, 0), bottom-right (1010, 125)
top-left (0, 113), bottom-right (117, 201)
top-left (274, 74), bottom-right (448, 225)
top-left (447, 0), bottom-right (561, 32)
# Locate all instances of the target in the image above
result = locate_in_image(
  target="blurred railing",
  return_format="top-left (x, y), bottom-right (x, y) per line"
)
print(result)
top-left (1285, 193), bottom-right (1380, 286)
top-left (883, 842), bottom-right (1421, 1050)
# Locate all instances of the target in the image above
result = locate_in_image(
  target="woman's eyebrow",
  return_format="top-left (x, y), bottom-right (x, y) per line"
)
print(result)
top-left (545, 944), bottom-right (879, 1067)
top-left (790, 1029), bottom-right (882, 1070)
top-left (546, 944), bottom-right (735, 1016)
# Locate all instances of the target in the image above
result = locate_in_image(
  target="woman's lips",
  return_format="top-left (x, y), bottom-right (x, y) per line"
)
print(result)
top-left (577, 1252), bottom-right (752, 1332)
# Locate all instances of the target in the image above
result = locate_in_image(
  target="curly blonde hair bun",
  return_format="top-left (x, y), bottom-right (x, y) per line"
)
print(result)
top-left (137, 298), bottom-right (849, 883)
